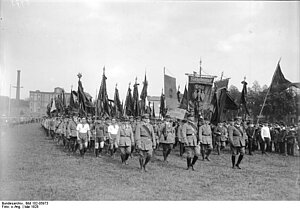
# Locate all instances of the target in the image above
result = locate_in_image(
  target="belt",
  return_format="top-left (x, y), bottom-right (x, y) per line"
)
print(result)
top-left (187, 134), bottom-right (194, 136)
top-left (141, 135), bottom-right (149, 137)
top-left (202, 134), bottom-right (210, 136)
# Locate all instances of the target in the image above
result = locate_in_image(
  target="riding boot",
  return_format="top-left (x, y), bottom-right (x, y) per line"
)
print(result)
top-left (191, 156), bottom-right (198, 170)
top-left (74, 143), bottom-right (79, 153)
top-left (217, 145), bottom-right (220, 155)
top-left (121, 154), bottom-right (124, 163)
top-left (201, 150), bottom-right (205, 160)
top-left (186, 157), bottom-right (191, 170)
top-left (163, 150), bottom-right (167, 161)
top-left (95, 149), bottom-right (99, 157)
top-left (143, 156), bottom-right (151, 172)
top-left (125, 153), bottom-right (129, 161)
top-left (139, 158), bottom-right (144, 170)
top-left (166, 148), bottom-right (171, 158)
top-left (231, 156), bottom-right (236, 168)
top-left (236, 155), bottom-right (243, 169)
top-left (205, 149), bottom-right (211, 161)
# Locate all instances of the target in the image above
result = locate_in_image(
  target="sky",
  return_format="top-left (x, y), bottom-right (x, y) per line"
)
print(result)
top-left (0, 0), bottom-right (299, 100)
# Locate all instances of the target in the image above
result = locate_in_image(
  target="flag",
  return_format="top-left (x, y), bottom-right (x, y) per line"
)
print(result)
top-left (177, 86), bottom-right (181, 103)
top-left (214, 78), bottom-right (229, 90)
top-left (69, 90), bottom-right (75, 109)
top-left (179, 85), bottom-right (188, 110)
top-left (160, 90), bottom-right (166, 117)
top-left (124, 84), bottom-right (133, 116)
top-left (152, 101), bottom-right (155, 118)
top-left (77, 77), bottom-right (91, 115)
top-left (164, 74), bottom-right (179, 110)
top-left (240, 80), bottom-right (250, 115)
top-left (269, 61), bottom-right (292, 93)
top-left (132, 78), bottom-right (140, 117)
top-left (211, 88), bottom-right (239, 125)
top-left (140, 74), bottom-right (148, 114)
top-left (97, 67), bottom-right (110, 117)
top-left (114, 85), bottom-right (122, 118)
top-left (50, 98), bottom-right (57, 113)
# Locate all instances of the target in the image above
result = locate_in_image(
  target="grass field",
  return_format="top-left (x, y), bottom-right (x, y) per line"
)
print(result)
top-left (0, 123), bottom-right (299, 200)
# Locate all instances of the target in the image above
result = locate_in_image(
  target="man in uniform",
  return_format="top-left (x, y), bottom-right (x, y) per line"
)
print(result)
top-left (213, 121), bottom-right (227, 155)
top-left (199, 117), bottom-right (213, 161)
top-left (67, 115), bottom-right (78, 153)
top-left (228, 117), bottom-right (246, 169)
top-left (177, 119), bottom-right (185, 157)
top-left (76, 117), bottom-right (91, 158)
top-left (246, 120), bottom-right (256, 155)
top-left (135, 114), bottom-right (156, 172)
top-left (159, 115), bottom-right (176, 162)
top-left (117, 117), bottom-right (135, 165)
top-left (182, 114), bottom-right (199, 170)
top-left (94, 118), bottom-right (107, 157)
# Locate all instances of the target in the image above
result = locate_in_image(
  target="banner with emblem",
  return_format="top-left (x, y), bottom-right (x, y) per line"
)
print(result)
top-left (164, 74), bottom-right (179, 110)
top-left (188, 75), bottom-right (215, 110)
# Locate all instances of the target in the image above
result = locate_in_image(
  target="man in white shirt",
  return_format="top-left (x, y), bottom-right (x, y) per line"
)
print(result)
top-left (76, 117), bottom-right (91, 157)
top-left (260, 122), bottom-right (271, 155)
top-left (108, 118), bottom-right (119, 157)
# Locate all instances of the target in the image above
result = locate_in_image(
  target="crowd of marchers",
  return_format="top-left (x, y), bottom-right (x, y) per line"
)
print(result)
top-left (41, 114), bottom-right (300, 172)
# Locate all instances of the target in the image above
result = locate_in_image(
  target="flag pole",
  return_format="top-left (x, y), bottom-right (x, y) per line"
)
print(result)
top-left (256, 58), bottom-right (281, 126)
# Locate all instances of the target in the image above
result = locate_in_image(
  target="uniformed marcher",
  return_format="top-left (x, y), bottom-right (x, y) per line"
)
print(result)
top-left (199, 117), bottom-right (213, 161)
top-left (246, 120), bottom-right (256, 155)
top-left (67, 116), bottom-right (78, 152)
top-left (94, 118), bottom-right (107, 157)
top-left (177, 119), bottom-right (185, 157)
top-left (76, 117), bottom-right (91, 158)
top-left (228, 117), bottom-right (246, 169)
top-left (213, 122), bottom-right (227, 155)
top-left (182, 114), bottom-right (200, 170)
top-left (159, 115), bottom-right (176, 162)
top-left (116, 117), bottom-right (135, 165)
top-left (135, 114), bottom-right (156, 172)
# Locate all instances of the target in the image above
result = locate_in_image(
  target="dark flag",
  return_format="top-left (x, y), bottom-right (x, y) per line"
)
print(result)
top-left (211, 88), bottom-right (239, 125)
top-left (240, 80), bottom-right (250, 115)
top-left (179, 85), bottom-right (188, 110)
top-left (177, 85), bottom-right (181, 103)
top-left (133, 78), bottom-right (140, 117)
top-left (113, 84), bottom-right (122, 118)
top-left (160, 89), bottom-right (166, 118)
top-left (269, 61), bottom-right (292, 93)
top-left (152, 101), bottom-right (156, 118)
top-left (140, 74), bottom-right (148, 114)
top-left (69, 89), bottom-right (75, 109)
top-left (77, 74), bottom-right (90, 115)
top-left (124, 83), bottom-right (133, 116)
top-left (97, 67), bottom-right (110, 117)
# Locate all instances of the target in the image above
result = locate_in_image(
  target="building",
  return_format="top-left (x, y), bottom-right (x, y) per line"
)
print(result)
top-left (147, 96), bottom-right (161, 117)
top-left (29, 87), bottom-right (71, 116)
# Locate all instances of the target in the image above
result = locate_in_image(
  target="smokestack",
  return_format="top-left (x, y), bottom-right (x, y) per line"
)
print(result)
top-left (16, 70), bottom-right (21, 101)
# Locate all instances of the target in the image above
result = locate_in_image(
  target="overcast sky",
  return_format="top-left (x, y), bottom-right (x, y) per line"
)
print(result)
top-left (0, 0), bottom-right (299, 100)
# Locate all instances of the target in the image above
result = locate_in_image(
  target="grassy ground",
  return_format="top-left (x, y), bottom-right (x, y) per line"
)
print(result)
top-left (0, 123), bottom-right (299, 200)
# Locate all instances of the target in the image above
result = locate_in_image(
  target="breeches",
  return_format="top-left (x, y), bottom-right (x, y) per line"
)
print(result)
top-left (201, 143), bottom-right (213, 152)
top-left (77, 134), bottom-right (88, 149)
top-left (230, 145), bottom-right (245, 156)
top-left (120, 146), bottom-right (132, 155)
top-left (138, 149), bottom-right (153, 158)
top-left (161, 143), bottom-right (173, 151)
top-left (185, 146), bottom-right (200, 158)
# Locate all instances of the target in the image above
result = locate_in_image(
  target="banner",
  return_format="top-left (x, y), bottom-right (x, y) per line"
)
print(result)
top-left (164, 74), bottom-right (179, 109)
top-left (188, 75), bottom-right (214, 110)
top-left (214, 78), bottom-right (229, 90)
top-left (167, 108), bottom-right (186, 120)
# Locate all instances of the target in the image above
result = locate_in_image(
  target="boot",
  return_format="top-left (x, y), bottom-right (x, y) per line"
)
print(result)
top-left (205, 149), bottom-right (211, 161)
top-left (201, 150), bottom-right (205, 161)
top-left (139, 158), bottom-right (144, 170)
top-left (186, 157), bottom-right (191, 170)
top-left (166, 149), bottom-right (171, 158)
top-left (236, 155), bottom-right (243, 169)
top-left (143, 156), bottom-right (151, 172)
top-left (217, 145), bottom-right (220, 155)
top-left (231, 156), bottom-right (236, 169)
top-left (121, 154), bottom-right (124, 164)
top-left (191, 156), bottom-right (198, 171)
top-left (74, 143), bottom-right (79, 153)
top-left (124, 154), bottom-right (129, 164)
top-left (163, 150), bottom-right (167, 161)
top-left (95, 149), bottom-right (99, 157)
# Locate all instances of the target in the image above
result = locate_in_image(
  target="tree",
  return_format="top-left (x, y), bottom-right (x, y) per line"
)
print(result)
top-left (252, 80), bottom-right (261, 93)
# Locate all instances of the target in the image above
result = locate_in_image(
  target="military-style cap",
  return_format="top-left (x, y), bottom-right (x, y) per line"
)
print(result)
top-left (234, 116), bottom-right (242, 121)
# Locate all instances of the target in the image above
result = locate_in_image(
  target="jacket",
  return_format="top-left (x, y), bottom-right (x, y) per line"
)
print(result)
top-left (117, 125), bottom-right (134, 146)
top-left (199, 124), bottom-right (212, 145)
top-left (182, 122), bottom-right (197, 147)
top-left (228, 125), bottom-right (246, 147)
top-left (135, 122), bottom-right (156, 150)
